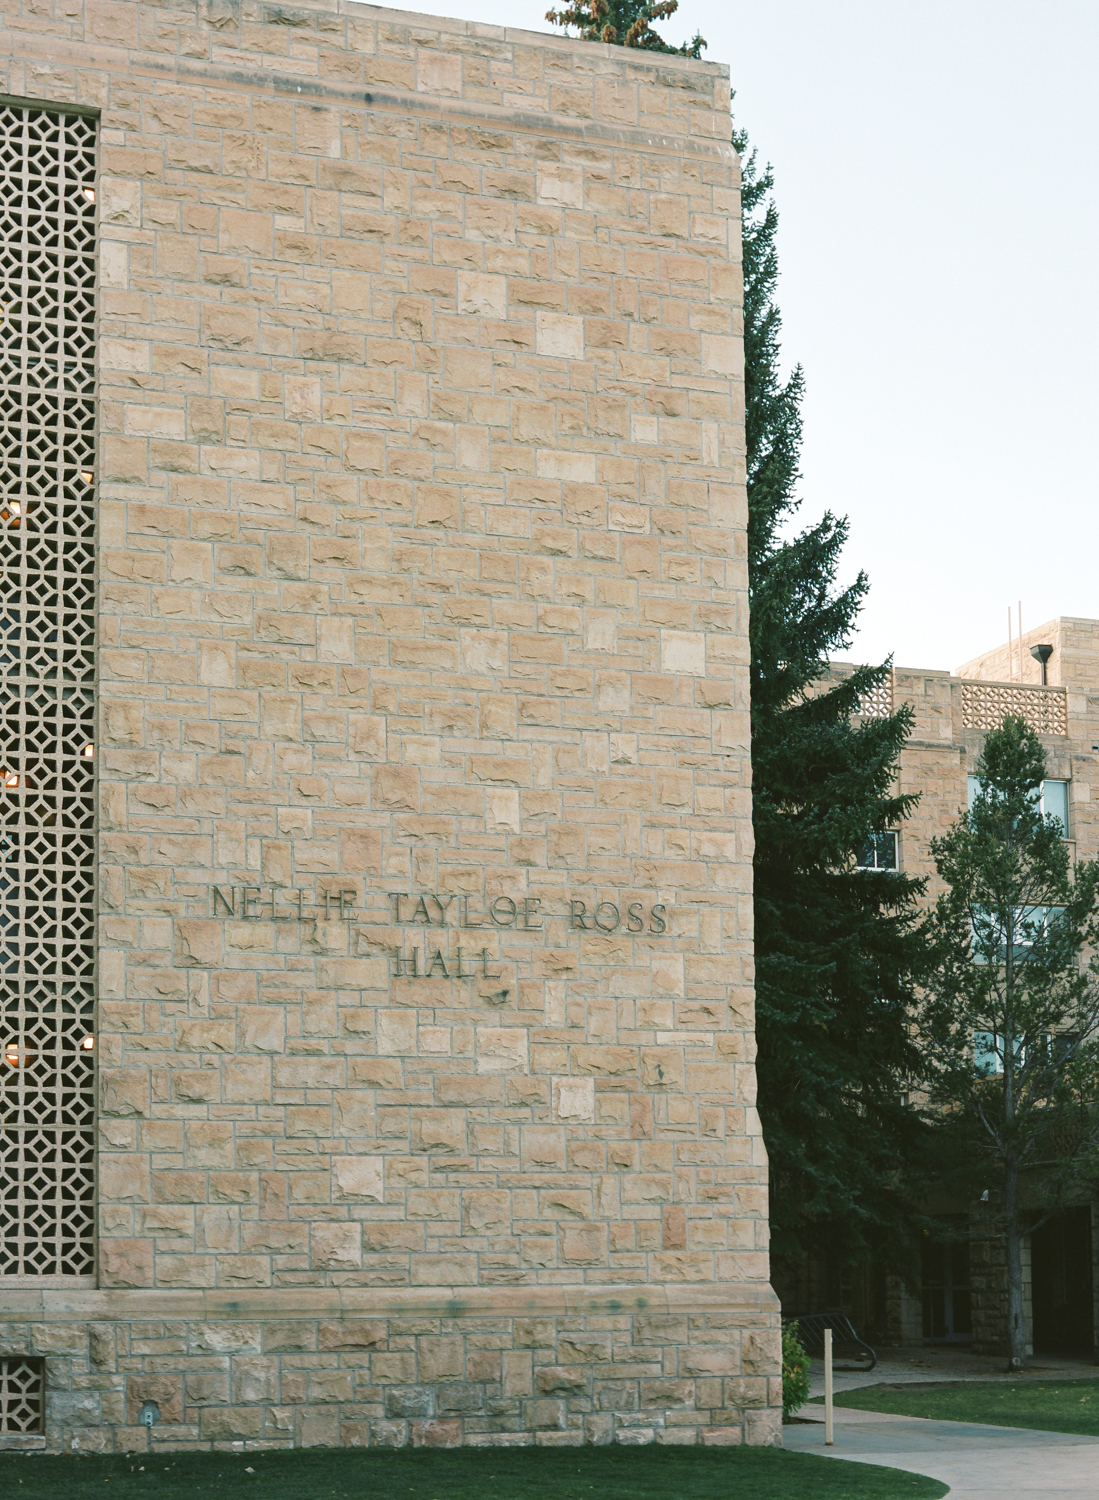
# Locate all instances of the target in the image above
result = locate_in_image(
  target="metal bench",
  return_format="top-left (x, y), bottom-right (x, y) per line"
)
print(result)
top-left (783, 1312), bottom-right (877, 1372)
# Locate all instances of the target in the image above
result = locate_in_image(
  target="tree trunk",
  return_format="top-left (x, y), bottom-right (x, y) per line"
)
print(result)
top-left (1005, 1160), bottom-right (1027, 1370)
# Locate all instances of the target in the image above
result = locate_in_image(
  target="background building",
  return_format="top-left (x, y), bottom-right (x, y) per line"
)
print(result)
top-left (806, 618), bottom-right (1099, 1359)
top-left (0, 0), bottom-right (778, 1454)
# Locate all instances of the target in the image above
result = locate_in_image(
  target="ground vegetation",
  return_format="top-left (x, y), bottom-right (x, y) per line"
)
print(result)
top-left (825, 1376), bottom-right (1099, 1436)
top-left (0, 1444), bottom-right (949, 1499)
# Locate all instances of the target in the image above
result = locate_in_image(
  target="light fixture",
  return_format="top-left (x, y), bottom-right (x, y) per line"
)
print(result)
top-left (1030, 643), bottom-right (1053, 685)
top-left (3, 771), bottom-right (18, 788)
top-left (4, 500), bottom-right (21, 524)
top-left (80, 470), bottom-right (94, 484)
top-left (3, 1043), bottom-right (19, 1067)
top-left (81, 743), bottom-right (94, 759)
top-left (82, 186), bottom-right (95, 204)
top-left (80, 1035), bottom-right (94, 1051)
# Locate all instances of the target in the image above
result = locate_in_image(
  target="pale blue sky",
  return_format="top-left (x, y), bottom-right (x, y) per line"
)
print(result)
top-left (402, 0), bottom-right (1099, 673)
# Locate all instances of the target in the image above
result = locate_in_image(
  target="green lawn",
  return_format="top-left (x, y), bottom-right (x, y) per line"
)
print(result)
top-left (0, 1443), bottom-right (947, 1500)
top-left (821, 1376), bottom-right (1099, 1435)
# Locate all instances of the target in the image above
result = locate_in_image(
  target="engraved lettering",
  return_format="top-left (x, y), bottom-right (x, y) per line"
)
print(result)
top-left (212, 886), bottom-right (235, 917)
top-left (649, 904), bottom-right (668, 934)
top-left (626, 901), bottom-right (644, 933)
top-left (412, 895), bottom-right (433, 925)
top-left (339, 889), bottom-right (356, 920)
top-left (594, 901), bottom-right (620, 932)
top-left (480, 948), bottom-right (502, 979)
top-left (426, 949), bottom-right (451, 978)
top-left (462, 895), bottom-right (486, 928)
top-left (243, 886), bottom-right (272, 920)
top-left (433, 894), bottom-right (456, 925)
top-left (521, 897), bottom-right (543, 930)
top-left (569, 900), bottom-right (592, 930)
top-left (490, 896), bottom-right (517, 927)
top-left (388, 892), bottom-right (406, 924)
top-left (393, 950), bottom-right (419, 977)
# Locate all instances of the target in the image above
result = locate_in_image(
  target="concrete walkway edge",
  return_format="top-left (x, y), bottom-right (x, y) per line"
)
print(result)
top-left (784, 1406), bottom-right (1099, 1499)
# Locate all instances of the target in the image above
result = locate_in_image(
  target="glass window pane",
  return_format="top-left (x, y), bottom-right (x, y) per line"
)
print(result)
top-left (968, 775), bottom-right (982, 808)
top-left (974, 1032), bottom-right (1001, 1075)
top-left (856, 831), bottom-right (897, 870)
top-left (1041, 780), bottom-right (1069, 835)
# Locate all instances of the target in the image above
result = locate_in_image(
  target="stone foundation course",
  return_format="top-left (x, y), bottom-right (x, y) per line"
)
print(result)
top-left (1, 1286), bottom-right (780, 1451)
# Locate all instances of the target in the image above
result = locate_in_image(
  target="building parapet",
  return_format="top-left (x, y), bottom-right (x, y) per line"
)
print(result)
top-left (960, 680), bottom-right (1069, 737)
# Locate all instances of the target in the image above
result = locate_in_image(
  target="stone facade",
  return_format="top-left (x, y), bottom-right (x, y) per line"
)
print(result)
top-left (0, 0), bottom-right (779, 1454)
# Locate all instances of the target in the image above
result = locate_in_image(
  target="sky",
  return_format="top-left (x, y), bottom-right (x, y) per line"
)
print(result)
top-left (404, 0), bottom-right (1099, 673)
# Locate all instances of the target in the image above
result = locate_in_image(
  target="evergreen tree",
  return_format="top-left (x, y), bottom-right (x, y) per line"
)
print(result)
top-left (544, 0), bottom-right (704, 58)
top-left (738, 118), bottom-right (933, 1273)
top-left (921, 718), bottom-right (1099, 1369)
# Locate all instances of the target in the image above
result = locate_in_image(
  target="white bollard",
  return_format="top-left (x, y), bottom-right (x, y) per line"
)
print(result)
top-left (824, 1326), bottom-right (833, 1445)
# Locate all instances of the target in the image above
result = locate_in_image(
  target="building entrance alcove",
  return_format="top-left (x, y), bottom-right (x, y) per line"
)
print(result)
top-left (1031, 1208), bottom-right (1094, 1355)
top-left (921, 1233), bottom-right (973, 1343)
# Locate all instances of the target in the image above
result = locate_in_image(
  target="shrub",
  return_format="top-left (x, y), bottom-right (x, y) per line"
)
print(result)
top-left (782, 1324), bottom-right (812, 1420)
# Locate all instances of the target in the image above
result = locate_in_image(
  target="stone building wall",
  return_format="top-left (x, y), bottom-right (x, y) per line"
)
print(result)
top-left (0, 0), bottom-right (778, 1455)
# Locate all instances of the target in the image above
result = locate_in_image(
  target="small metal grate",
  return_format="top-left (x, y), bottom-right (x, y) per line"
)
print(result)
top-left (0, 1355), bottom-right (45, 1433)
top-left (0, 104), bottom-right (96, 1277)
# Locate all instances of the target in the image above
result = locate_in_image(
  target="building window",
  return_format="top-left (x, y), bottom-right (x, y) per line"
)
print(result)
top-left (974, 1031), bottom-right (1003, 1075)
top-left (0, 104), bottom-right (96, 1278)
top-left (856, 831), bottom-right (898, 871)
top-left (1041, 780), bottom-right (1069, 835)
top-left (968, 775), bottom-right (1070, 837)
top-left (971, 905), bottom-right (1064, 964)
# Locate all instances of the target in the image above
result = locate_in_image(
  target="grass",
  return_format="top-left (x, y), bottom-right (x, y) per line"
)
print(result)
top-left (821, 1376), bottom-right (1099, 1435)
top-left (0, 1442), bottom-right (948, 1500)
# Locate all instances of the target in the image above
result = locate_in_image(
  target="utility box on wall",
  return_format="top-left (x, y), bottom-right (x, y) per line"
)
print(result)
top-left (0, 0), bottom-right (778, 1452)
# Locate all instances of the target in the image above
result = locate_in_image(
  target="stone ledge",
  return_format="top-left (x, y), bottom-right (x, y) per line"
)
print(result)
top-left (0, 1281), bottom-right (779, 1323)
top-left (2, 36), bottom-right (735, 161)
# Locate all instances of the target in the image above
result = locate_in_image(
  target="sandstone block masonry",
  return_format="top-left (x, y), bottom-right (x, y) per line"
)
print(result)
top-left (0, 0), bottom-right (778, 1451)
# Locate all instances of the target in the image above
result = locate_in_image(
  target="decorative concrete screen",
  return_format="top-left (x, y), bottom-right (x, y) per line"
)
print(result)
top-left (960, 680), bottom-right (1069, 737)
top-left (0, 0), bottom-right (778, 1453)
top-left (0, 103), bottom-right (97, 1280)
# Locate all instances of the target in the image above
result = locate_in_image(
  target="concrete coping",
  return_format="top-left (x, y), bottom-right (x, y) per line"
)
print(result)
top-left (0, 1280), bottom-right (780, 1322)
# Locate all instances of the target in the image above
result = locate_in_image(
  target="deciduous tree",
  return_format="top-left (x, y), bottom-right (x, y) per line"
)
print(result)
top-left (544, 0), bottom-right (704, 57)
top-left (921, 716), bottom-right (1099, 1369)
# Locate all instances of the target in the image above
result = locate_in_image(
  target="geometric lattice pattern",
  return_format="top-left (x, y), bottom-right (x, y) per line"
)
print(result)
top-left (961, 681), bottom-right (1069, 737)
top-left (0, 106), bottom-right (95, 1277)
top-left (856, 675), bottom-right (894, 719)
top-left (0, 1355), bottom-right (45, 1433)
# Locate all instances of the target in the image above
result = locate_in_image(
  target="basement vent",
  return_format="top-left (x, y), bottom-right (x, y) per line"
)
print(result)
top-left (0, 1355), bottom-right (45, 1433)
top-left (0, 103), bottom-right (96, 1277)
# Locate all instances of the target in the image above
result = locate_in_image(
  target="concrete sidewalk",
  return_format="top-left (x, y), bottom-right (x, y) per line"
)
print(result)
top-left (784, 1406), bottom-right (1099, 1499)
top-left (810, 1343), bottom-right (1099, 1400)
